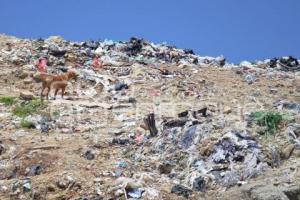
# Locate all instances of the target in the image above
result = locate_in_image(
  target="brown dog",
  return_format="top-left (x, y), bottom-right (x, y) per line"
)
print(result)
top-left (34, 70), bottom-right (78, 100)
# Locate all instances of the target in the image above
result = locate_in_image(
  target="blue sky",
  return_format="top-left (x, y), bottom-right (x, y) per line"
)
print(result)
top-left (0, 0), bottom-right (299, 63)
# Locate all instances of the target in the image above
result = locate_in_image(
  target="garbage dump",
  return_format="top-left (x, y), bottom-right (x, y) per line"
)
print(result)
top-left (0, 34), bottom-right (300, 199)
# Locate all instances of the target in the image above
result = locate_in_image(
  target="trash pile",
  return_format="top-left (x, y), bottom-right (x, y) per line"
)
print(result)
top-left (133, 110), bottom-right (269, 194)
top-left (0, 35), bottom-right (226, 71)
top-left (0, 34), bottom-right (300, 200)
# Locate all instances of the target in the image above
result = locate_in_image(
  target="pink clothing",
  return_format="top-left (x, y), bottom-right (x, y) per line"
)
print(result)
top-left (37, 58), bottom-right (48, 73)
top-left (92, 57), bottom-right (102, 68)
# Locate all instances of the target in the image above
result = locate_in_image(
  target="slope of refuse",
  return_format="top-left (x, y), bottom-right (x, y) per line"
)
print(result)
top-left (0, 34), bottom-right (300, 200)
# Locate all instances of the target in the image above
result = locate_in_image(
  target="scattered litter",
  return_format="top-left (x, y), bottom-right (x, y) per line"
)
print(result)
top-left (26, 164), bottom-right (42, 176)
top-left (171, 184), bottom-right (192, 198)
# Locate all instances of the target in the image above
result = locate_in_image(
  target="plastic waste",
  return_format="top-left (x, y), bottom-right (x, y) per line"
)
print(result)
top-left (171, 184), bottom-right (192, 198)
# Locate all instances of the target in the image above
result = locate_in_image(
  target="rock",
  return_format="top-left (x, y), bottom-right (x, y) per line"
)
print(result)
top-left (0, 142), bottom-right (5, 155)
top-left (245, 74), bottom-right (256, 84)
top-left (15, 70), bottom-right (29, 79)
top-left (61, 128), bottom-right (73, 134)
top-left (248, 185), bottom-right (289, 200)
top-left (223, 106), bottom-right (232, 114)
top-left (23, 77), bottom-right (33, 84)
top-left (199, 139), bottom-right (215, 156)
top-left (56, 175), bottom-right (75, 189)
top-left (171, 184), bottom-right (192, 198)
top-left (20, 91), bottom-right (35, 101)
top-left (0, 185), bottom-right (8, 193)
top-left (144, 188), bottom-right (159, 200)
top-left (281, 144), bottom-right (295, 159)
top-left (112, 138), bottom-right (130, 145)
top-left (246, 184), bottom-right (300, 200)
top-left (293, 149), bottom-right (300, 157)
top-left (26, 164), bottom-right (42, 176)
top-left (282, 185), bottom-right (300, 200)
top-left (22, 64), bottom-right (35, 70)
top-left (93, 178), bottom-right (102, 183)
top-left (46, 184), bottom-right (56, 192)
top-left (158, 162), bottom-right (173, 174)
top-left (84, 150), bottom-right (95, 160)
top-left (192, 176), bottom-right (207, 192)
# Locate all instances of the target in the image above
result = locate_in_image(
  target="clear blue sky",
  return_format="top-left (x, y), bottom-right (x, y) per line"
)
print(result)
top-left (0, 0), bottom-right (299, 63)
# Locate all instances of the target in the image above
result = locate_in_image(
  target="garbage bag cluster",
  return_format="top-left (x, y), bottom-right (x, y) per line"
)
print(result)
top-left (0, 35), bottom-right (226, 70)
top-left (134, 110), bottom-right (269, 192)
top-left (239, 56), bottom-right (300, 72)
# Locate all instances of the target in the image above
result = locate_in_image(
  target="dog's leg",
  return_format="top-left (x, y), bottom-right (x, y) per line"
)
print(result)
top-left (40, 87), bottom-right (44, 100)
top-left (54, 88), bottom-right (58, 100)
top-left (61, 86), bottom-right (66, 99)
top-left (46, 86), bottom-right (51, 100)
top-left (40, 83), bottom-right (46, 101)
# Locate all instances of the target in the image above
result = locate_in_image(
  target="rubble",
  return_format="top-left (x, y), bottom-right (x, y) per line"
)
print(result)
top-left (0, 34), bottom-right (299, 199)
top-left (19, 91), bottom-right (35, 101)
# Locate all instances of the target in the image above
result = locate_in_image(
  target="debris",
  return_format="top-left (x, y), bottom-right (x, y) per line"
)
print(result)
top-left (117, 160), bottom-right (127, 168)
top-left (192, 176), bottom-right (207, 192)
top-left (180, 125), bottom-right (198, 149)
top-left (112, 138), bottom-right (130, 145)
top-left (223, 106), bottom-right (232, 114)
top-left (143, 113), bottom-right (158, 137)
top-left (279, 101), bottom-right (300, 113)
top-left (0, 34), bottom-right (299, 199)
top-left (84, 150), bottom-right (95, 160)
top-left (192, 107), bottom-right (208, 117)
top-left (281, 144), bottom-right (295, 159)
top-left (22, 180), bottom-right (32, 192)
top-left (171, 184), bottom-right (192, 198)
top-left (0, 142), bottom-right (5, 155)
top-left (23, 77), bottom-right (33, 84)
top-left (127, 187), bottom-right (145, 199)
top-left (114, 82), bottom-right (129, 91)
top-left (19, 91), bottom-right (35, 101)
top-left (163, 119), bottom-right (187, 129)
top-left (158, 162), bottom-right (173, 174)
top-left (245, 74), bottom-right (256, 84)
top-left (56, 175), bottom-right (75, 189)
top-left (26, 164), bottom-right (42, 176)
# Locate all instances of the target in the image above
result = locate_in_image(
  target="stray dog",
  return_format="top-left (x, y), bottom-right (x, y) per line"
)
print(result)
top-left (34, 70), bottom-right (78, 100)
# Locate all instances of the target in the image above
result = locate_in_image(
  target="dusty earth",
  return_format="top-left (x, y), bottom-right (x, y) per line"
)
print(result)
top-left (0, 35), bottom-right (299, 200)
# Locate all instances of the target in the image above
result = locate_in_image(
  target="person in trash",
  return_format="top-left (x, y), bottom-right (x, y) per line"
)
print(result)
top-left (92, 55), bottom-right (103, 69)
top-left (36, 57), bottom-right (48, 73)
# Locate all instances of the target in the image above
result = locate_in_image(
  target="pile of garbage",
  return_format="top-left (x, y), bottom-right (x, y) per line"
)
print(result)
top-left (239, 56), bottom-right (300, 72)
top-left (1, 34), bottom-right (300, 75)
top-left (0, 34), bottom-right (300, 199)
top-left (132, 110), bottom-right (269, 196)
top-left (0, 35), bottom-right (226, 70)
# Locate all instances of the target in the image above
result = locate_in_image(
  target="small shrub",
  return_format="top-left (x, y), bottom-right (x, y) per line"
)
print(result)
top-left (20, 119), bottom-right (35, 129)
top-left (12, 99), bottom-right (43, 118)
top-left (52, 111), bottom-right (60, 117)
top-left (250, 111), bottom-right (283, 135)
top-left (0, 96), bottom-right (16, 106)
